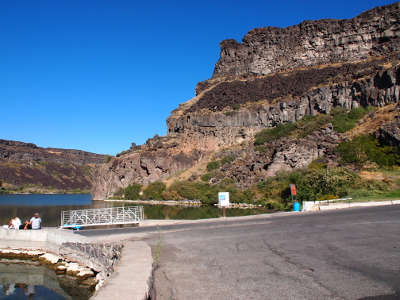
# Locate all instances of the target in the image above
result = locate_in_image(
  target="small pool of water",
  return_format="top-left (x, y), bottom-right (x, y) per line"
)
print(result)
top-left (0, 263), bottom-right (93, 300)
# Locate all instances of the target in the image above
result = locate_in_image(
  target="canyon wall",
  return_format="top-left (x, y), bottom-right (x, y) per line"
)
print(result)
top-left (92, 3), bottom-right (400, 199)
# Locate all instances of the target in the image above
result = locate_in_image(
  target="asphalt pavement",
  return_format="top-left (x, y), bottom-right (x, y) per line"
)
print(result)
top-left (78, 204), bottom-right (400, 300)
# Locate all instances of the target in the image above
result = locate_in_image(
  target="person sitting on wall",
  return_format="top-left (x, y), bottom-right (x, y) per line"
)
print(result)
top-left (8, 217), bottom-right (22, 229)
top-left (23, 213), bottom-right (41, 230)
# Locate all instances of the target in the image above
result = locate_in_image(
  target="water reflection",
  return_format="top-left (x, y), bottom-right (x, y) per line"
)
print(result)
top-left (0, 264), bottom-right (82, 300)
top-left (0, 194), bottom-right (274, 227)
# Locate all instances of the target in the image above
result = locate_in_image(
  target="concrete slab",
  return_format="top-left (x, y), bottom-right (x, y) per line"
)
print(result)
top-left (319, 203), bottom-right (350, 210)
top-left (90, 241), bottom-right (152, 300)
top-left (349, 201), bottom-right (393, 207)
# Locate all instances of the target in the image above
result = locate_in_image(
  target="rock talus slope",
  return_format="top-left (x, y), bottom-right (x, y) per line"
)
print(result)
top-left (92, 3), bottom-right (400, 199)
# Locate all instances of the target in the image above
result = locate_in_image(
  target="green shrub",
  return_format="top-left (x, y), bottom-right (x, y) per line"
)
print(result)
top-left (232, 104), bottom-right (240, 110)
top-left (297, 167), bottom-right (359, 201)
top-left (201, 172), bottom-right (218, 182)
top-left (298, 114), bottom-right (333, 138)
top-left (329, 107), bottom-right (349, 116)
top-left (347, 107), bottom-right (367, 120)
top-left (142, 181), bottom-right (166, 200)
top-left (357, 179), bottom-right (389, 192)
top-left (218, 177), bottom-right (236, 189)
top-left (331, 114), bottom-right (355, 133)
top-left (166, 180), bottom-right (219, 204)
top-left (254, 122), bottom-right (296, 145)
top-left (331, 107), bottom-right (367, 133)
top-left (221, 155), bottom-right (235, 166)
top-left (254, 145), bottom-right (268, 152)
top-left (337, 134), bottom-right (400, 166)
top-left (125, 183), bottom-right (142, 200)
top-left (349, 189), bottom-right (377, 198)
top-left (161, 189), bottom-right (183, 200)
top-left (207, 161), bottom-right (220, 171)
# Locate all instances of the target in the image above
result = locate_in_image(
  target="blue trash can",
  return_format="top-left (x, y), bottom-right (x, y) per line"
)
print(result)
top-left (293, 202), bottom-right (300, 212)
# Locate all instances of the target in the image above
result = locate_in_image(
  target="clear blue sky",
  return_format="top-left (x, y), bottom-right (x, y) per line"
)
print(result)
top-left (1, 0), bottom-right (395, 155)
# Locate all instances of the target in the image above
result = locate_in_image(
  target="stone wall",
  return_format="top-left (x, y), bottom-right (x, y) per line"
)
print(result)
top-left (60, 242), bottom-right (123, 278)
top-left (0, 229), bottom-right (122, 283)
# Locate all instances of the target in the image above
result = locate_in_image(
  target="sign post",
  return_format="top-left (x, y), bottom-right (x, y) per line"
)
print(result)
top-left (290, 184), bottom-right (300, 211)
top-left (218, 192), bottom-right (230, 217)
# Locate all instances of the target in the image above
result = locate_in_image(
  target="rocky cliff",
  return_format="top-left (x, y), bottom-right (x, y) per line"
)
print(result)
top-left (92, 2), bottom-right (400, 199)
top-left (0, 140), bottom-right (106, 192)
top-left (0, 139), bottom-right (106, 165)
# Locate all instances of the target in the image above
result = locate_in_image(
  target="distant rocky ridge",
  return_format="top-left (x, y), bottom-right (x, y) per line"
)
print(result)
top-left (92, 2), bottom-right (400, 199)
top-left (0, 139), bottom-right (106, 191)
top-left (0, 139), bottom-right (106, 165)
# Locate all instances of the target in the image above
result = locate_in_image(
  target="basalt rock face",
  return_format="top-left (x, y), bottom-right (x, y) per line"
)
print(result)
top-left (92, 144), bottom-right (203, 199)
top-left (167, 63), bottom-right (400, 152)
top-left (0, 140), bottom-right (106, 191)
top-left (92, 3), bottom-right (400, 199)
top-left (197, 2), bottom-right (400, 94)
top-left (0, 139), bottom-right (106, 165)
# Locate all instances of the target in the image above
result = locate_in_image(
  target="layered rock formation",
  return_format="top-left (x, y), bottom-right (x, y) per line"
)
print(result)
top-left (197, 2), bottom-right (400, 92)
top-left (0, 140), bottom-right (106, 191)
top-left (92, 3), bottom-right (400, 199)
top-left (0, 139), bottom-right (106, 165)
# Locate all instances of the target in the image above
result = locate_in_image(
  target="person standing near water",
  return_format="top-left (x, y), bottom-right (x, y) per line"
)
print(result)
top-left (24, 213), bottom-right (41, 230)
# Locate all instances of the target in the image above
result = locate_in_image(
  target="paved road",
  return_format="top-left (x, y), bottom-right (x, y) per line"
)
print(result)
top-left (79, 205), bottom-right (400, 300)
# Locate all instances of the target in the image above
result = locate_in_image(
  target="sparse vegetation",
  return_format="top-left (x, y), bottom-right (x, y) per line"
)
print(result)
top-left (221, 155), bottom-right (235, 166)
top-left (254, 122), bottom-right (296, 145)
top-left (207, 161), bottom-right (220, 172)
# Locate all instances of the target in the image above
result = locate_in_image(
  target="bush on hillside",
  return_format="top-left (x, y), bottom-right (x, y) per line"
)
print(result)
top-left (201, 172), bottom-right (218, 182)
top-left (331, 107), bottom-right (368, 133)
top-left (166, 180), bottom-right (219, 204)
top-left (297, 167), bottom-right (359, 201)
top-left (336, 134), bottom-right (400, 166)
top-left (207, 161), bottom-right (220, 171)
top-left (254, 122), bottom-right (296, 145)
top-left (221, 155), bottom-right (235, 166)
top-left (125, 183), bottom-right (142, 200)
top-left (297, 114), bottom-right (333, 138)
top-left (142, 181), bottom-right (166, 200)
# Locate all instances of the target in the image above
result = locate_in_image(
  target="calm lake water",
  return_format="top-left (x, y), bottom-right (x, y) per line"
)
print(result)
top-left (0, 194), bottom-right (274, 227)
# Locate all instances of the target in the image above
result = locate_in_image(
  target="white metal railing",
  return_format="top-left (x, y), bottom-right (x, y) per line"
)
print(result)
top-left (61, 206), bottom-right (144, 229)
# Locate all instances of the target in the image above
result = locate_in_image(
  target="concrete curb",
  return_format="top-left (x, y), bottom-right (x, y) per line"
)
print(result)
top-left (312, 200), bottom-right (400, 211)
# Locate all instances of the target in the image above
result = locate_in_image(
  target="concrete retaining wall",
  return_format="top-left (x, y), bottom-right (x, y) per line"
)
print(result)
top-left (0, 228), bottom-right (122, 282)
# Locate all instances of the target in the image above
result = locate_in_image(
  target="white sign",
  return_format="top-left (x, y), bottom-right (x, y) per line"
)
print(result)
top-left (218, 192), bottom-right (230, 207)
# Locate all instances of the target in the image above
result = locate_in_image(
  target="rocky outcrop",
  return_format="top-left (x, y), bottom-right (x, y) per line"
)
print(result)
top-left (0, 140), bottom-right (106, 191)
top-left (208, 124), bottom-right (340, 188)
top-left (92, 147), bottom-right (203, 199)
top-left (167, 64), bottom-right (400, 152)
top-left (92, 3), bottom-right (400, 199)
top-left (0, 139), bottom-right (106, 165)
top-left (197, 2), bottom-right (400, 94)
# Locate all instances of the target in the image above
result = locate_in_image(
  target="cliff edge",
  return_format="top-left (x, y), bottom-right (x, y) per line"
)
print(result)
top-left (92, 2), bottom-right (400, 200)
